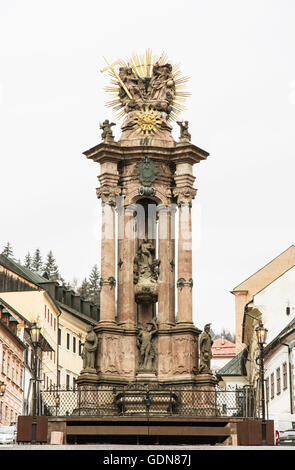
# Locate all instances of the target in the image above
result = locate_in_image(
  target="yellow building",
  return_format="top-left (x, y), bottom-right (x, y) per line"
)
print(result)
top-left (0, 255), bottom-right (99, 393)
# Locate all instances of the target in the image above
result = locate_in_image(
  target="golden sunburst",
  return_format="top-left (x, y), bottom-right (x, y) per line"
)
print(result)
top-left (133, 106), bottom-right (162, 134)
top-left (101, 50), bottom-right (190, 121)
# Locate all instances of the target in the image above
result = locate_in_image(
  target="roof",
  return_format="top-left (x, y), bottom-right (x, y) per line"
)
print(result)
top-left (232, 245), bottom-right (295, 294)
top-left (0, 254), bottom-right (54, 286)
top-left (0, 254), bottom-right (99, 324)
top-left (264, 317), bottom-right (295, 356)
top-left (218, 348), bottom-right (248, 376)
top-left (212, 338), bottom-right (236, 357)
top-left (57, 301), bottom-right (98, 326)
top-left (0, 319), bottom-right (26, 349)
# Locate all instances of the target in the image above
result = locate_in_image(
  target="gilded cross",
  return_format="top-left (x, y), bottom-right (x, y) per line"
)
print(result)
top-left (100, 56), bottom-right (133, 100)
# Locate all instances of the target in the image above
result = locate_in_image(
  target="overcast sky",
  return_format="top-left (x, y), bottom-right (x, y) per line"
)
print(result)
top-left (1, 0), bottom-right (295, 334)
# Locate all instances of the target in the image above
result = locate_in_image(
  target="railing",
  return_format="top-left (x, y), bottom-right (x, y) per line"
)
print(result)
top-left (40, 385), bottom-right (257, 419)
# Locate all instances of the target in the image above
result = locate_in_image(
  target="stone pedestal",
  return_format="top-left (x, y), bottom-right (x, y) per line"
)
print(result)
top-left (194, 372), bottom-right (219, 416)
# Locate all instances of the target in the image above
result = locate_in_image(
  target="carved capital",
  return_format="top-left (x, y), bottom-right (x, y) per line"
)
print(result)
top-left (96, 185), bottom-right (121, 205)
top-left (172, 186), bottom-right (197, 206)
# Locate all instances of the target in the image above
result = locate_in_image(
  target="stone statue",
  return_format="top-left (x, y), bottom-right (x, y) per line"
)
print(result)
top-left (199, 323), bottom-right (213, 373)
top-left (100, 119), bottom-right (116, 142)
top-left (81, 325), bottom-right (98, 371)
top-left (115, 62), bottom-right (176, 129)
top-left (148, 62), bottom-right (174, 102)
top-left (137, 318), bottom-right (158, 371)
top-left (134, 240), bottom-right (160, 284)
top-left (119, 66), bottom-right (145, 102)
top-left (177, 120), bottom-right (191, 142)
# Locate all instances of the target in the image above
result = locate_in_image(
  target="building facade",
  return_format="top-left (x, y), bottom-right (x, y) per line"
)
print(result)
top-left (0, 300), bottom-right (26, 425)
top-left (0, 254), bottom-right (99, 417)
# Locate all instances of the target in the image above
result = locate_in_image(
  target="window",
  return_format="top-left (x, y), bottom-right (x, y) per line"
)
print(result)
top-left (66, 374), bottom-right (70, 390)
top-left (58, 328), bottom-right (61, 346)
top-left (73, 337), bottom-right (76, 353)
top-left (2, 351), bottom-right (5, 374)
top-left (283, 362), bottom-right (288, 390)
top-left (271, 373), bottom-right (274, 399)
top-left (20, 367), bottom-right (23, 388)
top-left (66, 333), bottom-right (70, 350)
top-left (7, 355), bottom-right (10, 377)
top-left (276, 367), bottom-right (281, 395)
top-left (57, 370), bottom-right (61, 388)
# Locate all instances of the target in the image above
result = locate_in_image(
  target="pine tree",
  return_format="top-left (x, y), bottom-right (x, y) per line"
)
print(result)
top-left (69, 277), bottom-right (79, 293)
top-left (24, 251), bottom-right (32, 269)
top-left (32, 248), bottom-right (43, 272)
top-left (88, 264), bottom-right (101, 304)
top-left (77, 278), bottom-right (90, 300)
top-left (1, 242), bottom-right (13, 258)
top-left (44, 250), bottom-right (60, 280)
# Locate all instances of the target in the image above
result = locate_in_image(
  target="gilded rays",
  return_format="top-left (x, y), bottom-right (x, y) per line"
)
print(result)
top-left (101, 50), bottom-right (190, 122)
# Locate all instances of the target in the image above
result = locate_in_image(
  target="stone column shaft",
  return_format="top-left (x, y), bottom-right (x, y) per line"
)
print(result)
top-left (177, 203), bottom-right (193, 324)
top-left (158, 206), bottom-right (175, 326)
top-left (99, 201), bottom-right (116, 323)
top-left (117, 208), bottom-right (136, 326)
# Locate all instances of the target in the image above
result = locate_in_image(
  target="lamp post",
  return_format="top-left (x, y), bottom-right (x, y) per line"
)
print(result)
top-left (0, 381), bottom-right (6, 397)
top-left (30, 323), bottom-right (41, 445)
top-left (255, 323), bottom-right (268, 446)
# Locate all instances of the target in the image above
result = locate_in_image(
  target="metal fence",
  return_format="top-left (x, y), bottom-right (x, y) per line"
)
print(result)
top-left (40, 385), bottom-right (257, 419)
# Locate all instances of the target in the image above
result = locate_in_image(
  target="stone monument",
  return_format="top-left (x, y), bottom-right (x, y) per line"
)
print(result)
top-left (77, 51), bottom-right (216, 393)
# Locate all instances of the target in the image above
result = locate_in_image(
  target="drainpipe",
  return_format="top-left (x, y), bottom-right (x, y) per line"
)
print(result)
top-left (282, 343), bottom-right (294, 415)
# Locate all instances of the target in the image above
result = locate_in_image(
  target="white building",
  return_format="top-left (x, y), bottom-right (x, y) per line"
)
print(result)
top-left (243, 265), bottom-right (295, 432)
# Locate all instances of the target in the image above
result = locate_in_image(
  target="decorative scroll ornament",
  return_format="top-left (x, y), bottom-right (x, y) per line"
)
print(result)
top-left (136, 156), bottom-right (158, 187)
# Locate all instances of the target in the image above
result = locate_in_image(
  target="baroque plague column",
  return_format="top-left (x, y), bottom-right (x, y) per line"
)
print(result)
top-left (77, 51), bottom-right (212, 388)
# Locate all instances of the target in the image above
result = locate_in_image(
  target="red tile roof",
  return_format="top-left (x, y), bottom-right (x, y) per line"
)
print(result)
top-left (212, 338), bottom-right (236, 357)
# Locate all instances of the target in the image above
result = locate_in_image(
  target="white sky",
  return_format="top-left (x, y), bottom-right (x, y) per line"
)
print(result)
top-left (1, 0), bottom-right (295, 334)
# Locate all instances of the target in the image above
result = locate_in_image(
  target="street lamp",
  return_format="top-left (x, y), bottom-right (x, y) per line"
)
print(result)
top-left (30, 323), bottom-right (41, 445)
top-left (0, 381), bottom-right (6, 397)
top-left (256, 323), bottom-right (268, 446)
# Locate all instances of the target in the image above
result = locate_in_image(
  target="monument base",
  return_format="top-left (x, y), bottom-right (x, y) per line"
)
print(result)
top-left (193, 372), bottom-right (219, 417)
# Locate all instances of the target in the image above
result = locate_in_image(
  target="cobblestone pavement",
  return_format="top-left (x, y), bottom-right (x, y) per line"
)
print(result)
top-left (0, 443), bottom-right (293, 450)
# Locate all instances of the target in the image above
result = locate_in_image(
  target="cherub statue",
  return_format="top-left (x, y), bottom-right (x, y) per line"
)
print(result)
top-left (177, 120), bottom-right (191, 142)
top-left (100, 119), bottom-right (116, 142)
